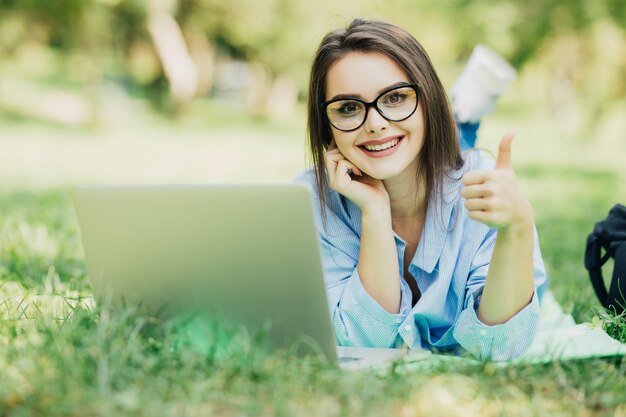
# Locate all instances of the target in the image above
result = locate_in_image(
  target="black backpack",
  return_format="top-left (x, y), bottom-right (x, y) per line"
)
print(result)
top-left (584, 204), bottom-right (626, 315)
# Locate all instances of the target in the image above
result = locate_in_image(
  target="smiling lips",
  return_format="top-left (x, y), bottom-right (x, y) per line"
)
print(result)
top-left (358, 135), bottom-right (404, 158)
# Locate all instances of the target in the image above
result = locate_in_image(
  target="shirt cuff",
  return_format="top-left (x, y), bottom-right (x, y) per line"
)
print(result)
top-left (334, 268), bottom-right (411, 347)
top-left (453, 287), bottom-right (541, 361)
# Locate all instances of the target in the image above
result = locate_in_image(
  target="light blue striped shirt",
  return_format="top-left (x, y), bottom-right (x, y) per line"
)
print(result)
top-left (295, 150), bottom-right (548, 361)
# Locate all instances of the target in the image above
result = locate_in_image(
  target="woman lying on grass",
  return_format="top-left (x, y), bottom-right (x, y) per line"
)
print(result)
top-left (296, 18), bottom-right (548, 360)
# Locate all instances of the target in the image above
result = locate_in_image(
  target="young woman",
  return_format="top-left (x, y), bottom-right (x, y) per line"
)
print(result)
top-left (296, 18), bottom-right (548, 361)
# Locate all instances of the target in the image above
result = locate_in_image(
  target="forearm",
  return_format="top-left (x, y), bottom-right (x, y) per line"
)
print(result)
top-left (358, 207), bottom-right (402, 313)
top-left (477, 223), bottom-right (535, 325)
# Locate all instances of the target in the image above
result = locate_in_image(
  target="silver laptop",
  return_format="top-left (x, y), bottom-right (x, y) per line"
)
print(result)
top-left (74, 184), bottom-right (430, 370)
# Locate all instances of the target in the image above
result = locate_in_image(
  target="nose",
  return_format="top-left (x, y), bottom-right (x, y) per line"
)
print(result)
top-left (363, 106), bottom-right (388, 133)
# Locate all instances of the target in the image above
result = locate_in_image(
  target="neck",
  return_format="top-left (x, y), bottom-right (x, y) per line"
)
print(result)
top-left (382, 161), bottom-right (427, 220)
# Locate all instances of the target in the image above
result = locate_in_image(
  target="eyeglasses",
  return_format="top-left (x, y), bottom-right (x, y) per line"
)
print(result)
top-left (322, 83), bottom-right (419, 132)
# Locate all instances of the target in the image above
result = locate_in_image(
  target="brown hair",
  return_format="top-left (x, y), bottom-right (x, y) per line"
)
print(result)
top-left (307, 18), bottom-right (463, 225)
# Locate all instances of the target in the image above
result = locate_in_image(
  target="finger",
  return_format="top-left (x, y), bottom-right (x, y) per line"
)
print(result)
top-left (464, 197), bottom-right (500, 211)
top-left (464, 198), bottom-right (485, 211)
top-left (324, 145), bottom-right (346, 173)
top-left (337, 159), bottom-right (363, 176)
top-left (324, 153), bottom-right (340, 183)
top-left (324, 148), bottom-right (343, 163)
top-left (495, 131), bottom-right (516, 170)
top-left (349, 165), bottom-right (362, 176)
top-left (325, 146), bottom-right (363, 174)
top-left (468, 209), bottom-right (510, 229)
top-left (462, 170), bottom-right (489, 186)
top-left (324, 146), bottom-right (347, 162)
top-left (461, 184), bottom-right (493, 199)
top-left (467, 209), bottom-right (493, 225)
top-left (325, 152), bottom-right (353, 179)
top-left (335, 160), bottom-right (361, 183)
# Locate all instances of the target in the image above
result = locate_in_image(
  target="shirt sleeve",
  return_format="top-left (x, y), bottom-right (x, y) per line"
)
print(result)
top-left (452, 226), bottom-right (546, 361)
top-left (320, 231), bottom-right (414, 347)
top-left (294, 169), bottom-right (414, 348)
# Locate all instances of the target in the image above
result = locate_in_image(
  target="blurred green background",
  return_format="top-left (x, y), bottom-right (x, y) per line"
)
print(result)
top-left (0, 0), bottom-right (625, 188)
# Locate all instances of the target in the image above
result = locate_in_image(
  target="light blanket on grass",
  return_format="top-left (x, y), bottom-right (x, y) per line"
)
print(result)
top-left (402, 291), bottom-right (626, 370)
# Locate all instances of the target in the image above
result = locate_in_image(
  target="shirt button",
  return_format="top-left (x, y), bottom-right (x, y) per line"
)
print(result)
top-left (404, 325), bottom-right (412, 331)
top-left (480, 329), bottom-right (488, 336)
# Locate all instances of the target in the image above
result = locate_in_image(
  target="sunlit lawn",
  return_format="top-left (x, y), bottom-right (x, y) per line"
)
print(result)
top-left (1, 105), bottom-right (626, 416)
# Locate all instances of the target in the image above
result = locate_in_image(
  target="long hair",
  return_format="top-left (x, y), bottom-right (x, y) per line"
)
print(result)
top-left (307, 18), bottom-right (463, 225)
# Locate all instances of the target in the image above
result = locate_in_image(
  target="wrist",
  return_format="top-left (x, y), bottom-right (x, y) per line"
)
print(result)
top-left (361, 197), bottom-right (390, 217)
top-left (361, 204), bottom-right (392, 227)
top-left (498, 220), bottom-right (534, 240)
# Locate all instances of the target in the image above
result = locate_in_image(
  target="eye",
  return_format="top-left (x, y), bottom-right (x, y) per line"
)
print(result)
top-left (382, 91), bottom-right (407, 105)
top-left (380, 86), bottom-right (417, 108)
top-left (334, 101), bottom-right (362, 117)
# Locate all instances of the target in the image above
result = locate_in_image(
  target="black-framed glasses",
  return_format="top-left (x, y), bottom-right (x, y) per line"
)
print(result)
top-left (322, 83), bottom-right (419, 132)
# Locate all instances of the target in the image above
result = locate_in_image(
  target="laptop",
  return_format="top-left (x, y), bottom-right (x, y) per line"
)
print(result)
top-left (74, 184), bottom-right (431, 370)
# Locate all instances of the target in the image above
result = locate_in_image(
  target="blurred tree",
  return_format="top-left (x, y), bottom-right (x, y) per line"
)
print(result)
top-left (0, 0), bottom-right (624, 129)
top-left (607, 0), bottom-right (626, 28)
top-left (176, 0), bottom-right (334, 117)
top-left (0, 0), bottom-right (87, 49)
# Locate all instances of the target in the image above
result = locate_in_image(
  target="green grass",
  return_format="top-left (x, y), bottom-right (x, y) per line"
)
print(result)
top-left (519, 164), bottom-right (622, 323)
top-left (1, 163), bottom-right (626, 416)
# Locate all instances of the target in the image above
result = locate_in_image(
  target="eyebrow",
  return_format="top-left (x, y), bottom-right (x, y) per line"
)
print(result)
top-left (327, 81), bottom-right (410, 101)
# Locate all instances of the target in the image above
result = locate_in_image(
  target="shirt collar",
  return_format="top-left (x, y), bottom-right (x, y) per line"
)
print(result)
top-left (343, 169), bottom-right (463, 274)
top-left (412, 173), bottom-right (462, 274)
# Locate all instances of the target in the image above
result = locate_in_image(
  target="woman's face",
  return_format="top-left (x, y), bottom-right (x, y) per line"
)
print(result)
top-left (325, 51), bottom-right (425, 180)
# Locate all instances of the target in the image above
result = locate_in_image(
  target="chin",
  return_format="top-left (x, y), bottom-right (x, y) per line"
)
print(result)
top-left (362, 167), bottom-right (404, 180)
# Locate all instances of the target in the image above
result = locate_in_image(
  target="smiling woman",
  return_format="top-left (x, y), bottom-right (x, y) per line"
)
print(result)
top-left (295, 18), bottom-right (548, 361)
top-left (324, 52), bottom-right (426, 182)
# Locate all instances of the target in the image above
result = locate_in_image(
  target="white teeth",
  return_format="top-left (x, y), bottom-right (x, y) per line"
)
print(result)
top-left (363, 138), bottom-right (400, 152)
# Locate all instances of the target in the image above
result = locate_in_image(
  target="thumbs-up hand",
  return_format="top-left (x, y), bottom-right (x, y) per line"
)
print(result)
top-left (495, 131), bottom-right (515, 171)
top-left (461, 132), bottom-right (534, 232)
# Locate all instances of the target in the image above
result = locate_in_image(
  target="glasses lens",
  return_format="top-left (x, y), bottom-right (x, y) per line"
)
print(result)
top-left (326, 100), bottom-right (365, 131)
top-left (376, 86), bottom-right (418, 121)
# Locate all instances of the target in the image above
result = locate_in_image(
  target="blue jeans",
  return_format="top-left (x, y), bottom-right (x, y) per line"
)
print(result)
top-left (458, 122), bottom-right (479, 151)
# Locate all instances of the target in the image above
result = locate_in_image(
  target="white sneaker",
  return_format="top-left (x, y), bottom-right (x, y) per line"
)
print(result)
top-left (451, 45), bottom-right (517, 123)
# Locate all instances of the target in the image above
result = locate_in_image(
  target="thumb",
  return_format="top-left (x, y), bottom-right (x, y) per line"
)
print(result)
top-left (495, 131), bottom-right (516, 170)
